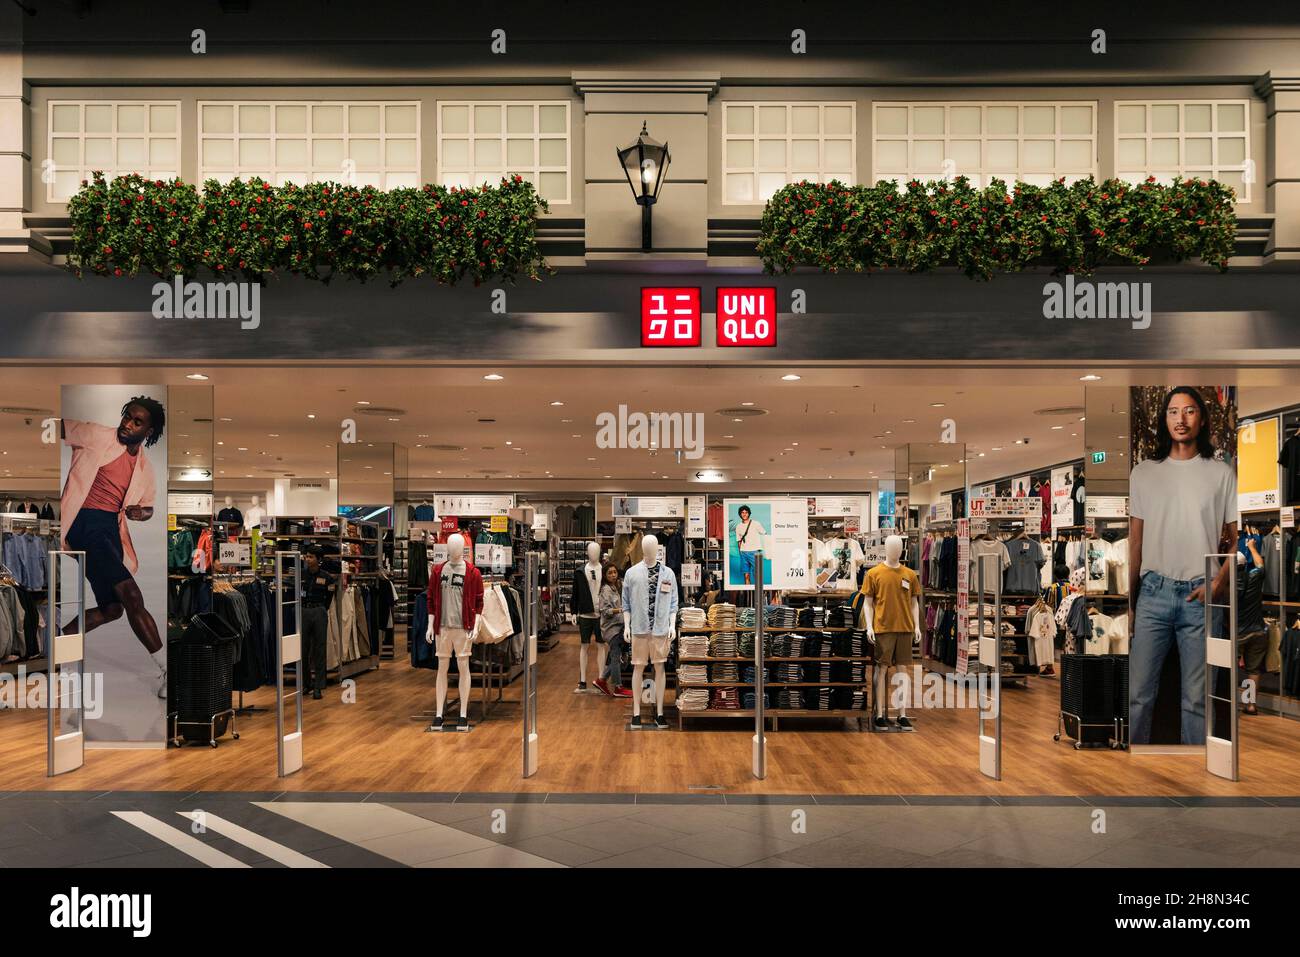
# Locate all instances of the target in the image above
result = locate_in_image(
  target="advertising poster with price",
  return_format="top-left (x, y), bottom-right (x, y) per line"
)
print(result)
top-left (724, 498), bottom-right (807, 590)
top-left (1237, 415), bottom-right (1280, 512)
top-left (1051, 465), bottom-right (1075, 533)
top-left (956, 518), bottom-right (970, 676)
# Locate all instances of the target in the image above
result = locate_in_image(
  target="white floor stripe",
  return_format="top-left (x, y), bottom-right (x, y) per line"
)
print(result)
top-left (177, 811), bottom-right (329, 868)
top-left (255, 802), bottom-right (565, 867)
top-left (111, 811), bottom-right (250, 868)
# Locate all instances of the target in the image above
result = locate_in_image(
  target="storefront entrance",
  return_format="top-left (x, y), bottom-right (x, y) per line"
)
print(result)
top-left (2, 361), bottom-right (1298, 797)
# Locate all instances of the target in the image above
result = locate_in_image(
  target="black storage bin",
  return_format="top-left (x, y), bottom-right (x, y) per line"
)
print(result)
top-left (1059, 654), bottom-right (1117, 746)
top-left (173, 612), bottom-right (238, 743)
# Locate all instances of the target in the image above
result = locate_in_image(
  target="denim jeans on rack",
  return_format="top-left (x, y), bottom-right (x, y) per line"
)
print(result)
top-left (1130, 570), bottom-right (1221, 745)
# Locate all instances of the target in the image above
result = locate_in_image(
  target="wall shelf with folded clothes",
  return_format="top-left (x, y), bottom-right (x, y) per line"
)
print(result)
top-left (679, 656), bottom-right (872, 662)
top-left (679, 626), bottom-right (850, 634)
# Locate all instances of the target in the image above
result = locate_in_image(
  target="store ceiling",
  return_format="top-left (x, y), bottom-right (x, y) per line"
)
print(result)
top-left (0, 365), bottom-right (1293, 493)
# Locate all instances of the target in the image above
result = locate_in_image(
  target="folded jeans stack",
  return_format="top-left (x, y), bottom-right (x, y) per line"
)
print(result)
top-left (677, 688), bottom-right (710, 711)
top-left (678, 664), bottom-right (708, 685)
top-left (679, 607), bottom-right (707, 631)
top-left (678, 635), bottom-right (709, 659)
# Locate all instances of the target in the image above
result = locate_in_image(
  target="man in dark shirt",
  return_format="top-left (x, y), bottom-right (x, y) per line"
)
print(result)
top-left (301, 547), bottom-right (337, 700)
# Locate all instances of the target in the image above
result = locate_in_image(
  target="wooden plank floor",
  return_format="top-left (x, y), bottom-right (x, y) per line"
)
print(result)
top-left (4, 629), bottom-right (1299, 795)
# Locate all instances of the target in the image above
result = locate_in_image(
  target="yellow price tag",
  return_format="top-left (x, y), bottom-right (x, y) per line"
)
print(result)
top-left (489, 515), bottom-right (509, 533)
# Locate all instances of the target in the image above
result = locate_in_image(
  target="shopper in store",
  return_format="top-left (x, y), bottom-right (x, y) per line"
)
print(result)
top-left (60, 395), bottom-right (167, 697)
top-left (300, 546), bottom-right (336, 700)
top-left (1129, 386), bottom-right (1237, 745)
top-left (596, 562), bottom-right (631, 698)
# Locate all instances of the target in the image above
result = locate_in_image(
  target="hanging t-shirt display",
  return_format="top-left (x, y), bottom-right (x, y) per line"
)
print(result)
top-left (1004, 536), bottom-right (1045, 594)
top-left (1084, 537), bottom-right (1109, 591)
top-left (441, 563), bottom-right (465, 629)
top-left (1071, 472), bottom-right (1086, 526)
top-left (1280, 433), bottom-right (1300, 505)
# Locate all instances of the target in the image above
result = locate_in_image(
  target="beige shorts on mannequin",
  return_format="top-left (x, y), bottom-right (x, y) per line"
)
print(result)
top-left (436, 626), bottom-right (473, 659)
top-left (874, 631), bottom-right (914, 667)
top-left (630, 634), bottom-right (671, 666)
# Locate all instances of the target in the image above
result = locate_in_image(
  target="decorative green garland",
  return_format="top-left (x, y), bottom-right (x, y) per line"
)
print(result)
top-left (757, 176), bottom-right (1237, 278)
top-left (68, 172), bottom-right (551, 286)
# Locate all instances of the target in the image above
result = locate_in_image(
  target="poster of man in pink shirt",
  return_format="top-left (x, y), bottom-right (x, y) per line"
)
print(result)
top-left (60, 385), bottom-right (169, 743)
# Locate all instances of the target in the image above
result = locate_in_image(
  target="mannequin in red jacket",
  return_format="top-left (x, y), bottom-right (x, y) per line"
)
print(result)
top-left (425, 533), bottom-right (484, 730)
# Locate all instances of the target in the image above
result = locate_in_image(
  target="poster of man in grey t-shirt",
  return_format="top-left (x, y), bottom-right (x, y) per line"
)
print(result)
top-left (1128, 386), bottom-right (1237, 746)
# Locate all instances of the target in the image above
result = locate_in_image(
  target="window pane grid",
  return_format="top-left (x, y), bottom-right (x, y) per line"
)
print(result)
top-left (871, 101), bottom-right (1097, 191)
top-left (197, 100), bottom-right (421, 190)
top-left (1113, 100), bottom-right (1251, 203)
top-left (722, 102), bottom-right (856, 204)
top-left (47, 100), bottom-right (182, 203)
top-left (437, 101), bottom-right (571, 204)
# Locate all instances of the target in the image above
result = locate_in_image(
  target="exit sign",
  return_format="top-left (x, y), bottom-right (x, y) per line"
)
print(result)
top-left (1091, 451), bottom-right (1107, 464)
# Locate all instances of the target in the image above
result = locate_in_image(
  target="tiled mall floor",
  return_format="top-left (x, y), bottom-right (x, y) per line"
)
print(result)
top-left (2, 791), bottom-right (1299, 868)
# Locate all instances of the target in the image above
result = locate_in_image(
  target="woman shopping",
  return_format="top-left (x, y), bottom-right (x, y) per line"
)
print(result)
top-left (595, 562), bottom-right (632, 698)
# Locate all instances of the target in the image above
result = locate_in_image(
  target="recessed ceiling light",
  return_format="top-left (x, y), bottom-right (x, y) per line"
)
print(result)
top-left (1079, 416), bottom-right (1087, 422)
top-left (930, 402), bottom-right (945, 408)
top-left (742, 401), bottom-right (755, 407)
top-left (604, 475), bottom-right (611, 479)
top-left (217, 441), bottom-right (223, 446)
top-left (550, 401), bottom-right (564, 406)
top-left (733, 418), bottom-right (743, 423)
top-left (991, 446), bottom-right (1002, 451)
top-left (185, 373), bottom-right (209, 380)
top-left (1051, 426), bottom-right (1064, 430)
top-left (587, 457), bottom-right (596, 461)
top-left (307, 413), bottom-right (316, 419)
top-left (1015, 439), bottom-right (1024, 444)
top-left (357, 400), bottom-right (371, 405)
top-left (1079, 374), bottom-right (1102, 381)
top-left (484, 374), bottom-right (504, 381)
top-left (237, 447), bottom-right (248, 451)
top-left (1071, 432), bottom-right (1078, 437)
top-left (219, 417), bottom-right (233, 422)
top-left (268, 433), bottom-right (279, 437)
top-left (781, 374), bottom-right (801, 381)
top-left (387, 417), bottom-right (400, 422)
top-left (723, 434), bottom-right (735, 439)
top-left (506, 440), bottom-right (512, 445)
top-left (978, 452), bottom-right (986, 457)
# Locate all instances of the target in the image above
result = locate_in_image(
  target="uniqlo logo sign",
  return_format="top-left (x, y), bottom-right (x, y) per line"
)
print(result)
top-left (640, 287), bottom-right (701, 347)
top-left (716, 287), bottom-right (777, 347)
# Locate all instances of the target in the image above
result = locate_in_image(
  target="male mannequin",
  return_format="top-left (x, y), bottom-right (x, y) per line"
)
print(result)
top-left (571, 541), bottom-right (607, 694)
top-left (216, 495), bottom-right (243, 526)
top-left (621, 533), bottom-right (678, 729)
top-left (425, 533), bottom-right (484, 730)
top-left (244, 494), bottom-right (265, 530)
top-left (860, 534), bottom-right (922, 731)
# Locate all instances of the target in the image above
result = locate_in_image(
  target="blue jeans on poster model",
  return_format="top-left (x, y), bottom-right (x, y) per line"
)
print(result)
top-left (1130, 570), bottom-right (1213, 745)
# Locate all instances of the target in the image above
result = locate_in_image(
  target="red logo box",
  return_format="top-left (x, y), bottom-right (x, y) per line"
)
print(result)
top-left (640, 287), bottom-right (702, 347)
top-left (716, 287), bottom-right (777, 347)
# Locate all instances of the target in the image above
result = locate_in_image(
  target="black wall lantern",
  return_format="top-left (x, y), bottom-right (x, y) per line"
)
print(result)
top-left (617, 121), bottom-right (671, 252)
